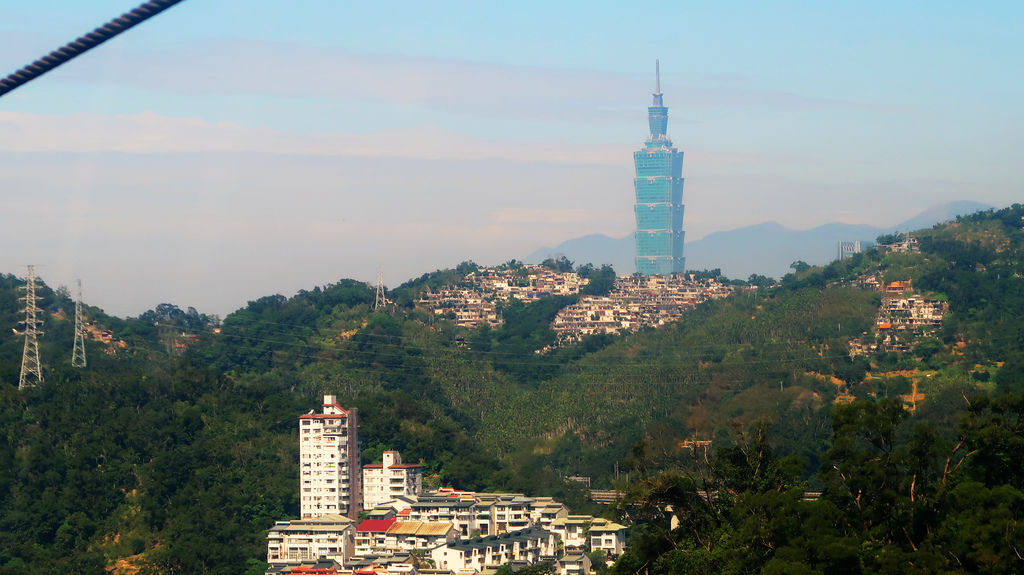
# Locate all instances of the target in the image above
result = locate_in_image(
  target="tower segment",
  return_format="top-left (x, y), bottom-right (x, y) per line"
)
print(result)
top-left (634, 60), bottom-right (685, 275)
top-left (18, 266), bottom-right (45, 388)
top-left (72, 279), bottom-right (87, 368)
top-left (374, 267), bottom-right (386, 311)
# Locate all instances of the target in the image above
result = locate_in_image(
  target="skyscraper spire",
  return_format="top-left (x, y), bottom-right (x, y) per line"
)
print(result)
top-left (648, 60), bottom-right (667, 139)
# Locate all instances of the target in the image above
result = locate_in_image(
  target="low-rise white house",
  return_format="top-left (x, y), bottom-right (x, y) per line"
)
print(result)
top-left (588, 518), bottom-right (628, 559)
top-left (383, 521), bottom-right (458, 552)
top-left (549, 516), bottom-right (592, 550)
top-left (408, 495), bottom-right (480, 538)
top-left (556, 551), bottom-right (591, 575)
top-left (476, 494), bottom-right (535, 535)
top-left (430, 527), bottom-right (558, 573)
top-left (530, 499), bottom-right (568, 529)
top-left (354, 518), bottom-right (397, 556)
top-left (266, 514), bottom-right (354, 565)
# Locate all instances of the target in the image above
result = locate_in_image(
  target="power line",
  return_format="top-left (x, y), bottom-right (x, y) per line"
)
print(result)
top-left (18, 266), bottom-right (45, 389)
top-left (0, 0), bottom-right (187, 99)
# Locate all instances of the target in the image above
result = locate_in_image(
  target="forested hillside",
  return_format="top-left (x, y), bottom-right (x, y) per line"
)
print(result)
top-left (0, 204), bottom-right (1022, 574)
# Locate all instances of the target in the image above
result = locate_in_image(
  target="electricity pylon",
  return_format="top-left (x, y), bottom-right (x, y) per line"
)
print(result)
top-left (18, 265), bottom-right (44, 389)
top-left (72, 279), bottom-right (87, 368)
top-left (374, 267), bottom-right (386, 311)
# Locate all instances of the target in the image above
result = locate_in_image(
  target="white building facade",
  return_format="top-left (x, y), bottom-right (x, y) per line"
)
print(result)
top-left (362, 451), bottom-right (423, 510)
top-left (300, 395), bottom-right (361, 519)
top-left (430, 527), bottom-right (558, 573)
top-left (265, 514), bottom-right (354, 565)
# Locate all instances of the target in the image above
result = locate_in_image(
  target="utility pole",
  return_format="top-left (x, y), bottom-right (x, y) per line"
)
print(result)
top-left (72, 279), bottom-right (87, 368)
top-left (18, 265), bottom-right (44, 389)
top-left (374, 266), bottom-right (386, 311)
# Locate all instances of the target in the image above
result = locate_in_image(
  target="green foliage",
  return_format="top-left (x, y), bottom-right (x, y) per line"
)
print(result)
top-left (137, 303), bottom-right (219, 331)
top-left (689, 268), bottom-right (723, 280)
top-left (2, 204), bottom-right (1023, 572)
top-left (578, 264), bottom-right (616, 296)
top-left (541, 256), bottom-right (575, 273)
top-left (876, 232), bottom-right (903, 245)
top-left (613, 390), bottom-right (1024, 574)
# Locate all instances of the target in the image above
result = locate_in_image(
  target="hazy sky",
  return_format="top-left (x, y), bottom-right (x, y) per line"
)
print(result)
top-left (1, 1), bottom-right (1020, 317)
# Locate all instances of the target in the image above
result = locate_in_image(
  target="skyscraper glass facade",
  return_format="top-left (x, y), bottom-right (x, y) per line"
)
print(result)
top-left (634, 62), bottom-right (685, 275)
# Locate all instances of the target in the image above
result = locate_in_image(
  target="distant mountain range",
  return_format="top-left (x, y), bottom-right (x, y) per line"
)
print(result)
top-left (525, 201), bottom-right (993, 279)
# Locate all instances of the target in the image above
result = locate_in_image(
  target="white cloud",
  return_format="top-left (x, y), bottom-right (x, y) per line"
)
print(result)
top-left (0, 110), bottom-right (633, 165)
top-left (6, 36), bottom-right (878, 124)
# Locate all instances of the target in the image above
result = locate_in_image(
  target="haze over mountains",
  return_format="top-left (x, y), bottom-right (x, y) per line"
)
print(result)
top-left (526, 201), bottom-right (992, 279)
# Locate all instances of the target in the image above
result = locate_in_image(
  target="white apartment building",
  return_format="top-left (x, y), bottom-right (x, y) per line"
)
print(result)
top-left (549, 515), bottom-right (593, 550)
top-left (362, 451), bottom-right (423, 510)
top-left (300, 395), bottom-right (361, 519)
top-left (430, 527), bottom-right (558, 573)
top-left (265, 514), bottom-right (354, 565)
top-left (588, 518), bottom-right (628, 559)
top-left (556, 551), bottom-right (592, 575)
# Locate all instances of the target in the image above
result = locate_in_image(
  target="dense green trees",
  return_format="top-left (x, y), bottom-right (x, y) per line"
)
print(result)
top-left (1, 205), bottom-right (1022, 572)
top-left (612, 393), bottom-right (1024, 574)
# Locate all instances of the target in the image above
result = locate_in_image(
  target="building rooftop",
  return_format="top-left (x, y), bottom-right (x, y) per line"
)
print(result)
top-left (411, 498), bottom-right (475, 510)
top-left (364, 463), bottom-right (423, 469)
top-left (269, 514), bottom-right (354, 533)
top-left (355, 518), bottom-right (397, 533)
top-left (551, 515), bottom-right (593, 527)
top-left (589, 519), bottom-right (627, 533)
top-left (447, 527), bottom-right (553, 552)
top-left (387, 520), bottom-right (455, 537)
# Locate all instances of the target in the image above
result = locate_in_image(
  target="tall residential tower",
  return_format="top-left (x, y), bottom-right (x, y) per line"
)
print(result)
top-left (300, 395), bottom-right (361, 519)
top-left (634, 60), bottom-right (685, 275)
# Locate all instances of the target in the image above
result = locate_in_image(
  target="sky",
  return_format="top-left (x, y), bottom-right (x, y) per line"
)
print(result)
top-left (0, 1), bottom-right (1021, 317)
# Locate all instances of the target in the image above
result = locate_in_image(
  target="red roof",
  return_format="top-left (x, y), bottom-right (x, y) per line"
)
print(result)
top-left (364, 463), bottom-right (421, 469)
top-left (356, 518), bottom-right (396, 533)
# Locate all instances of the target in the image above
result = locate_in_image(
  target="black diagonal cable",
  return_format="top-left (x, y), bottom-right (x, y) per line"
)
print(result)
top-left (0, 0), bottom-right (187, 99)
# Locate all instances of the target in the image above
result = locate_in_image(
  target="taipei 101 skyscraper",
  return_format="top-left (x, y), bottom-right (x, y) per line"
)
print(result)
top-left (634, 60), bottom-right (685, 275)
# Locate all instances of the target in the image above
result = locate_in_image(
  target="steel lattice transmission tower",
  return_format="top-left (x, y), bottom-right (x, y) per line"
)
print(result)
top-left (72, 279), bottom-right (87, 368)
top-left (18, 266), bottom-right (45, 389)
top-left (374, 267), bottom-right (386, 311)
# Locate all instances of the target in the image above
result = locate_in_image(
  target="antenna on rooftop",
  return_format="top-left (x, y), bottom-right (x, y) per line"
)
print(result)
top-left (72, 279), bottom-right (87, 368)
top-left (655, 59), bottom-right (661, 94)
top-left (18, 265), bottom-right (45, 388)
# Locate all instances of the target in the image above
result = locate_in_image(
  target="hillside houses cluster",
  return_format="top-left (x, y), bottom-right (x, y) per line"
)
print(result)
top-left (419, 265), bottom-right (588, 328)
top-left (878, 235), bottom-right (920, 254)
top-left (550, 276), bottom-right (734, 345)
top-left (268, 488), bottom-right (627, 575)
top-left (418, 266), bottom-right (733, 343)
top-left (269, 397), bottom-right (628, 575)
top-left (849, 278), bottom-right (949, 356)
